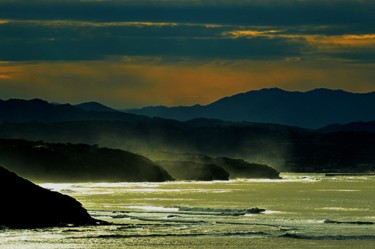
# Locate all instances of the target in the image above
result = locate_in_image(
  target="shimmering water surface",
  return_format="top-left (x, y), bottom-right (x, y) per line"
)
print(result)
top-left (1, 173), bottom-right (375, 248)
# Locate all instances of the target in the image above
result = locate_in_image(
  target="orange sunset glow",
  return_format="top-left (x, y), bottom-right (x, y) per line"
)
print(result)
top-left (0, 0), bottom-right (374, 108)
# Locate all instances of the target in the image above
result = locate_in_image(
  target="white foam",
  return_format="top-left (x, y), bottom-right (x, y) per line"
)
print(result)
top-left (244, 210), bottom-right (284, 216)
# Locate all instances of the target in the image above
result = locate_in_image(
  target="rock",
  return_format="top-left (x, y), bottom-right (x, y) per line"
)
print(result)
top-left (176, 206), bottom-right (266, 216)
top-left (246, 207), bottom-right (266, 214)
top-left (0, 165), bottom-right (101, 228)
top-left (157, 160), bottom-right (229, 181)
top-left (167, 215), bottom-right (178, 218)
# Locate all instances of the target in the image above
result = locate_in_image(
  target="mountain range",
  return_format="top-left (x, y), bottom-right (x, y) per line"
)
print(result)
top-left (2, 88), bottom-right (375, 129)
top-left (124, 88), bottom-right (375, 128)
top-left (1, 88), bottom-right (375, 174)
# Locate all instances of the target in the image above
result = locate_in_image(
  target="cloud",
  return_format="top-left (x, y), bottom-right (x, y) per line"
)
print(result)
top-left (0, 19), bottom-right (306, 61)
top-left (0, 0), bottom-right (374, 63)
top-left (225, 29), bottom-right (375, 47)
top-left (0, 0), bottom-right (374, 105)
top-left (223, 29), bottom-right (375, 63)
top-left (306, 34), bottom-right (375, 47)
top-left (1, 0), bottom-right (373, 26)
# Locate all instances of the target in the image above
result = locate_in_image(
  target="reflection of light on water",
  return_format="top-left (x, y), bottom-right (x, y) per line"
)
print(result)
top-left (124, 188), bottom-right (184, 193)
top-left (317, 189), bottom-right (361, 192)
top-left (5, 176), bottom-right (375, 248)
top-left (39, 183), bottom-right (75, 191)
top-left (319, 207), bottom-right (370, 211)
top-left (37, 176), bottom-right (324, 193)
top-left (125, 205), bottom-right (179, 212)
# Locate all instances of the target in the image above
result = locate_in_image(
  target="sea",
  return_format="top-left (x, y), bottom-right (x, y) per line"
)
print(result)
top-left (1, 173), bottom-right (374, 248)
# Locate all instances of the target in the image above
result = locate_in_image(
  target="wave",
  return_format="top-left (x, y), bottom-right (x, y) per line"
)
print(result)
top-left (176, 206), bottom-right (265, 216)
top-left (75, 230), bottom-right (375, 241)
top-left (110, 206), bottom-right (266, 219)
top-left (324, 219), bottom-right (374, 225)
top-left (281, 233), bottom-right (375, 240)
top-left (77, 231), bottom-right (271, 239)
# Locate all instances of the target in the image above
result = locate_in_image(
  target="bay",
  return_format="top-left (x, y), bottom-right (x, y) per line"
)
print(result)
top-left (1, 173), bottom-right (374, 248)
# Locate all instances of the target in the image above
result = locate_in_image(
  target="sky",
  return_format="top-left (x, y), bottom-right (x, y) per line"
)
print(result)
top-left (0, 0), bottom-right (374, 108)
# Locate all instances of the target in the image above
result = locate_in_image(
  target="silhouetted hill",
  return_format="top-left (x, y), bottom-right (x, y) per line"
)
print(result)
top-left (0, 97), bottom-right (374, 173)
top-left (0, 120), bottom-right (306, 168)
top-left (76, 102), bottom-right (117, 112)
top-left (125, 88), bottom-right (375, 128)
top-left (1, 120), bottom-right (374, 173)
top-left (0, 165), bottom-right (100, 228)
top-left (288, 131), bottom-right (375, 173)
top-left (318, 121), bottom-right (375, 133)
top-left (0, 139), bottom-right (173, 182)
top-left (0, 98), bottom-right (147, 123)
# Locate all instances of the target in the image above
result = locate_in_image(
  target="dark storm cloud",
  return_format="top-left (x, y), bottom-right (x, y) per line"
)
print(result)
top-left (0, 0), bottom-right (374, 62)
top-left (0, 20), bottom-right (305, 61)
top-left (0, 0), bottom-right (374, 26)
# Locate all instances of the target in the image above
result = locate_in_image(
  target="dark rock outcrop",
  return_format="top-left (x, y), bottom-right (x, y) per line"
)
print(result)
top-left (0, 165), bottom-right (100, 228)
top-left (158, 160), bottom-right (229, 181)
top-left (176, 206), bottom-right (265, 216)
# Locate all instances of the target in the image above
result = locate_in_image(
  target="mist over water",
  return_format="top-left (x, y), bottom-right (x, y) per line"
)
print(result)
top-left (1, 174), bottom-right (374, 249)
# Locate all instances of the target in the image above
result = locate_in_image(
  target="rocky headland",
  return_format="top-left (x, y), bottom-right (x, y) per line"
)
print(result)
top-left (157, 153), bottom-right (280, 180)
top-left (0, 165), bottom-right (101, 228)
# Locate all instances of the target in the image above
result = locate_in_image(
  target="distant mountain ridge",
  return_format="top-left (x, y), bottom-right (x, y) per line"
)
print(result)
top-left (124, 88), bottom-right (375, 128)
top-left (0, 98), bottom-right (146, 123)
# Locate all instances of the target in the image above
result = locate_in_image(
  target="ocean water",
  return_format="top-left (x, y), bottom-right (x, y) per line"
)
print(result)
top-left (1, 173), bottom-right (375, 248)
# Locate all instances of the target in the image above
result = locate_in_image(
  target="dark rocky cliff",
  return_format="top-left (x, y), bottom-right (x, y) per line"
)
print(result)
top-left (0, 165), bottom-right (100, 228)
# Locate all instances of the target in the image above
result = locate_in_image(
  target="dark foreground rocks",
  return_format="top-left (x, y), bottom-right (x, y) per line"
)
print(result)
top-left (0, 165), bottom-right (102, 228)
